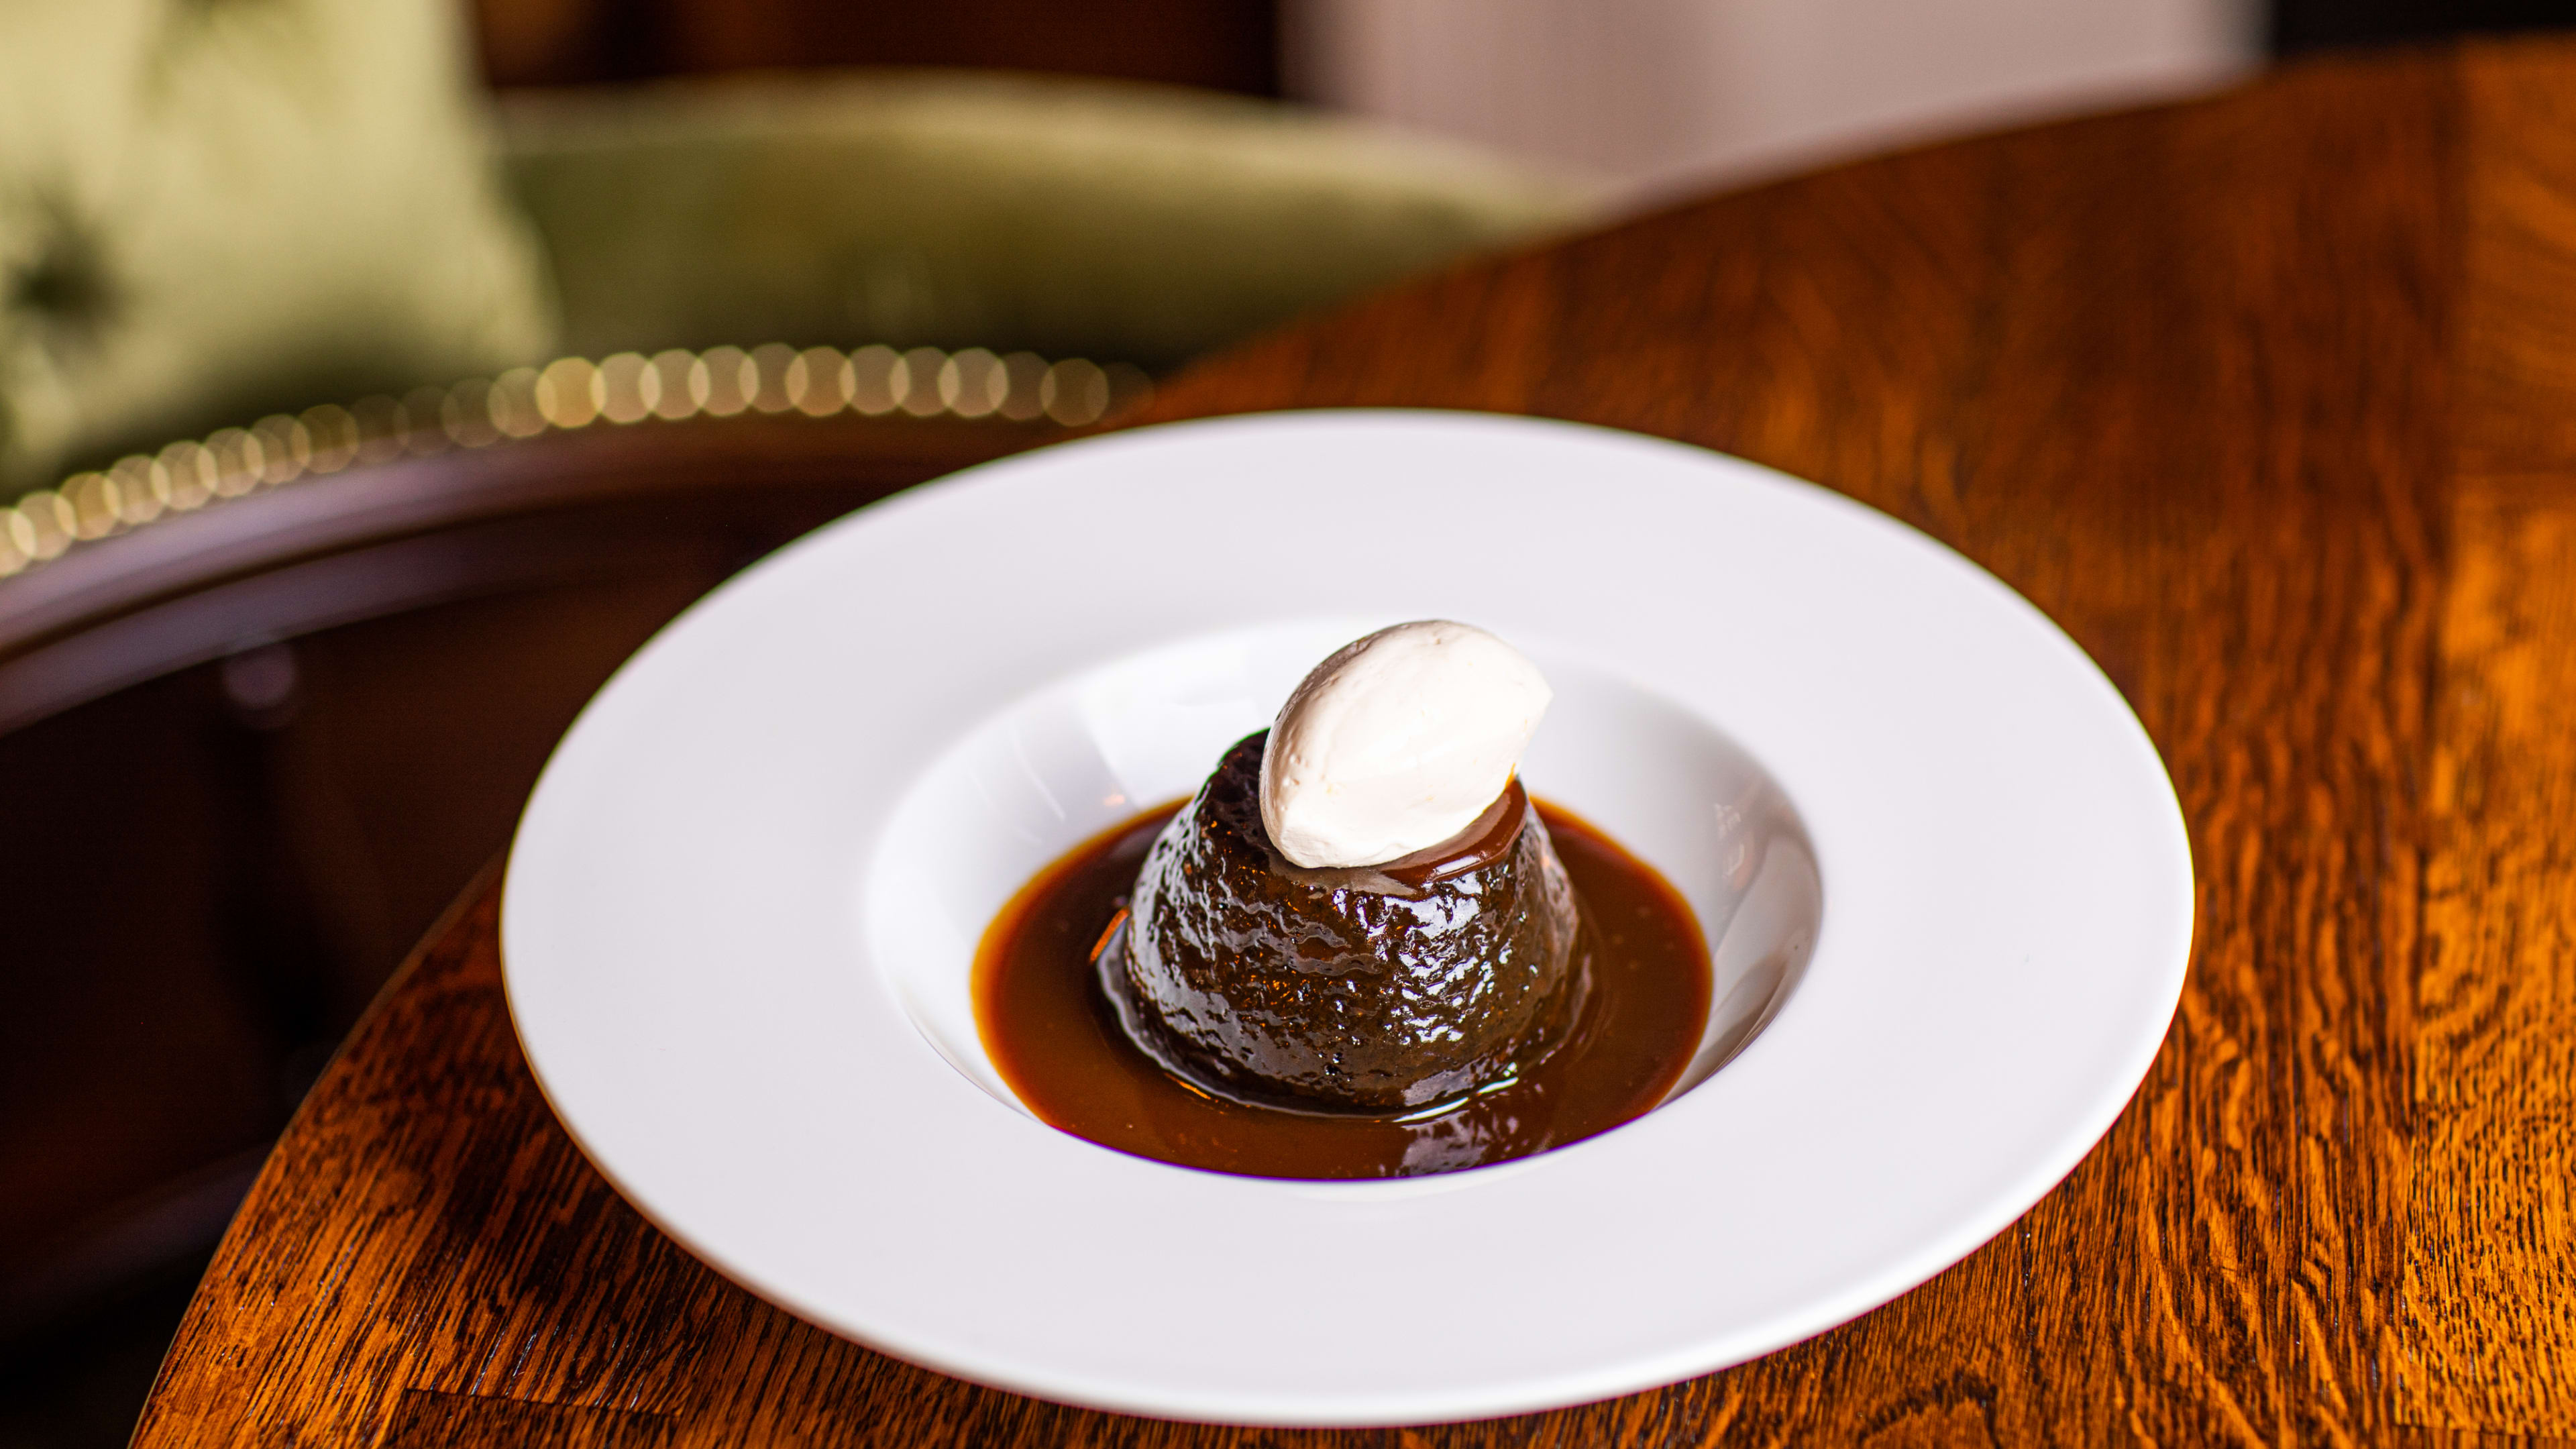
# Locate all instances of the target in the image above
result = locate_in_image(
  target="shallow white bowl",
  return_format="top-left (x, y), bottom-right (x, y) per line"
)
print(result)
top-left (502, 410), bottom-right (2192, 1426)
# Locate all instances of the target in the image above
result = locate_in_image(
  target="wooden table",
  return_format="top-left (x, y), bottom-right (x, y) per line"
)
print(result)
top-left (136, 40), bottom-right (2576, 1446)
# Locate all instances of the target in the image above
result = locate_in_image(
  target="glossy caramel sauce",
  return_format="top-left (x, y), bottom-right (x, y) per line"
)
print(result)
top-left (1375, 775), bottom-right (1529, 888)
top-left (975, 799), bottom-right (1712, 1179)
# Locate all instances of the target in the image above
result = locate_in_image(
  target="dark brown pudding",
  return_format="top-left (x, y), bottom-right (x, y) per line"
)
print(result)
top-left (975, 794), bottom-right (1710, 1179)
top-left (1114, 731), bottom-right (1580, 1112)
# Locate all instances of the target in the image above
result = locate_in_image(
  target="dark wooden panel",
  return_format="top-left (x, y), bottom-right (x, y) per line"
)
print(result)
top-left (2273, 0), bottom-right (2576, 56)
top-left (472, 0), bottom-right (1281, 95)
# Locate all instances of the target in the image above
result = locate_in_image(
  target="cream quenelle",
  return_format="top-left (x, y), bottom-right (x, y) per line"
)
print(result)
top-left (1257, 620), bottom-right (1553, 869)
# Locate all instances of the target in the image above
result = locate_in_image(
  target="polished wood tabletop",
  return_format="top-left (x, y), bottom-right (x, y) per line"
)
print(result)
top-left (136, 40), bottom-right (2576, 1446)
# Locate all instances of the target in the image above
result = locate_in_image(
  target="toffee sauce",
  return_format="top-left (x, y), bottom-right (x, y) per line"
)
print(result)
top-left (974, 799), bottom-right (1712, 1179)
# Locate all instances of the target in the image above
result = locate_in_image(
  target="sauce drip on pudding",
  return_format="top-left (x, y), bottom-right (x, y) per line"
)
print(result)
top-left (975, 784), bottom-right (1711, 1179)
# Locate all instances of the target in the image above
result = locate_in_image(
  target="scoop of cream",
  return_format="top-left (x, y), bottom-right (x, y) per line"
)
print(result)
top-left (1258, 621), bottom-right (1552, 869)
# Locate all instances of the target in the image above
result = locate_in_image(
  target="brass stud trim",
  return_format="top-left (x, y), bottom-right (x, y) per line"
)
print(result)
top-left (0, 345), bottom-right (1151, 582)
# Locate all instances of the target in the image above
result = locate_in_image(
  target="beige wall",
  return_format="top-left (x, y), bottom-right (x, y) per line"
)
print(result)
top-left (1286, 0), bottom-right (2259, 204)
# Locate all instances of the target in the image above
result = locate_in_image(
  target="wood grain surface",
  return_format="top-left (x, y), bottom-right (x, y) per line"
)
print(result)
top-left (2407, 42), bottom-right (2576, 1438)
top-left (136, 40), bottom-right (2576, 1447)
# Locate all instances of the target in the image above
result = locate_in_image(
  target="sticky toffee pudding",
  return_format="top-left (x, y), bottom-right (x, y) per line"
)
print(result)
top-left (975, 749), bottom-right (1710, 1180)
top-left (972, 621), bottom-right (1714, 1179)
top-left (1118, 731), bottom-right (1582, 1114)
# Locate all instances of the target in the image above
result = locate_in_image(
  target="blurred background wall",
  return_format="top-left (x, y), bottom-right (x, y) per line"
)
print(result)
top-left (1286, 0), bottom-right (2256, 201)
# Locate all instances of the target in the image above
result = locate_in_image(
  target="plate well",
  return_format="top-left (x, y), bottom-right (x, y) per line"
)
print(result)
top-left (864, 617), bottom-right (1823, 1128)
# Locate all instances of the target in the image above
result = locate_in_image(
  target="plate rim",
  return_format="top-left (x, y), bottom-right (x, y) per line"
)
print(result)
top-left (500, 407), bottom-right (2194, 1425)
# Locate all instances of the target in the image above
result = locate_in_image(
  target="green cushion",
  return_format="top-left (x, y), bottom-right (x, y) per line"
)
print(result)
top-left (0, 0), bottom-right (557, 494)
top-left (501, 71), bottom-right (1593, 372)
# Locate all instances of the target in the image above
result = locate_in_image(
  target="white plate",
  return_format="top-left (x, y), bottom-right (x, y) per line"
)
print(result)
top-left (502, 410), bottom-right (2192, 1426)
